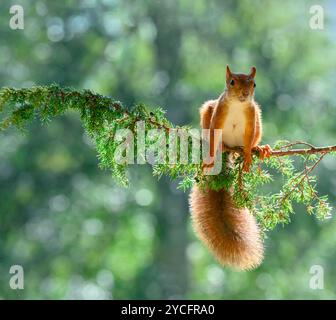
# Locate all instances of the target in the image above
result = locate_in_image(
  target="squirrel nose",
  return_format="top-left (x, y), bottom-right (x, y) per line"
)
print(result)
top-left (242, 91), bottom-right (249, 97)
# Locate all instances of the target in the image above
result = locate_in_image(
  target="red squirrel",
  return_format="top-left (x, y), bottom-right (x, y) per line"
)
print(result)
top-left (189, 66), bottom-right (271, 270)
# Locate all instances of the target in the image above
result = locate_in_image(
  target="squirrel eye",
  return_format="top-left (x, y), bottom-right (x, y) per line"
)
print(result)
top-left (253, 82), bottom-right (256, 88)
top-left (230, 79), bottom-right (235, 86)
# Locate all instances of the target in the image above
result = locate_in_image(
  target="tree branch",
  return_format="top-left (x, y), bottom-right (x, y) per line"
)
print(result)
top-left (0, 85), bottom-right (335, 230)
top-left (223, 144), bottom-right (336, 157)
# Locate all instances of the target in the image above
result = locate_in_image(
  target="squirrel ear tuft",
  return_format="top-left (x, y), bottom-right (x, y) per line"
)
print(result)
top-left (226, 65), bottom-right (232, 80)
top-left (250, 66), bottom-right (256, 78)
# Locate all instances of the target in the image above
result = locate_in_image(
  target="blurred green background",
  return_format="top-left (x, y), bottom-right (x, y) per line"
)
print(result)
top-left (0, 0), bottom-right (336, 299)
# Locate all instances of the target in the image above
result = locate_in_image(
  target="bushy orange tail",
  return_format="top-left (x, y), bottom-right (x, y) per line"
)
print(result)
top-left (189, 186), bottom-right (264, 270)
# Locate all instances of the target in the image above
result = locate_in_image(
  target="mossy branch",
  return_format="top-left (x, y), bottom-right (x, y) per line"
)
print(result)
top-left (0, 85), bottom-right (334, 233)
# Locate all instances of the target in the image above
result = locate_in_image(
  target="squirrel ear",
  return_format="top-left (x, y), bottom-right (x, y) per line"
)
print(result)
top-left (226, 65), bottom-right (232, 80)
top-left (250, 66), bottom-right (256, 78)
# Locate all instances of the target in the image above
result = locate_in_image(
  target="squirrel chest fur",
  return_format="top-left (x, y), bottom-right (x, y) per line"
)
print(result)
top-left (220, 101), bottom-right (249, 148)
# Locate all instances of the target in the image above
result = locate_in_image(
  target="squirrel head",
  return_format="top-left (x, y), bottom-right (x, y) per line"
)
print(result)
top-left (225, 66), bottom-right (256, 102)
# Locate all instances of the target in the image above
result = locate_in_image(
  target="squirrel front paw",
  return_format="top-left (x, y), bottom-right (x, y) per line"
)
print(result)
top-left (202, 160), bottom-right (214, 173)
top-left (253, 144), bottom-right (272, 160)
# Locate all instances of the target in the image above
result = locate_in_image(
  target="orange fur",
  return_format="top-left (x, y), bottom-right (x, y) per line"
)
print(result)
top-left (209, 96), bottom-right (229, 158)
top-left (189, 187), bottom-right (263, 270)
top-left (252, 105), bottom-right (262, 147)
top-left (190, 66), bottom-right (267, 270)
top-left (200, 100), bottom-right (215, 129)
top-left (243, 105), bottom-right (256, 171)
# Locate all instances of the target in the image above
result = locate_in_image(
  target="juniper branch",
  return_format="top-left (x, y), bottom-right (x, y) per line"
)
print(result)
top-left (224, 144), bottom-right (336, 157)
top-left (0, 85), bottom-right (334, 232)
